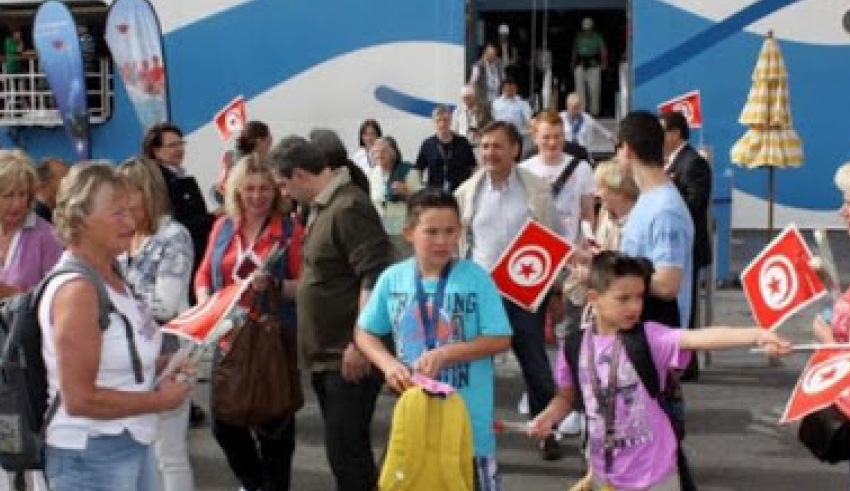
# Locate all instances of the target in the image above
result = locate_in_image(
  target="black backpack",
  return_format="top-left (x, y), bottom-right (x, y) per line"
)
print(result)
top-left (564, 321), bottom-right (696, 491)
top-left (0, 257), bottom-right (116, 471)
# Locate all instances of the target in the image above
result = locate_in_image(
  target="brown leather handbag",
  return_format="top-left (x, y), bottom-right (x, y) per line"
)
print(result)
top-left (212, 313), bottom-right (303, 428)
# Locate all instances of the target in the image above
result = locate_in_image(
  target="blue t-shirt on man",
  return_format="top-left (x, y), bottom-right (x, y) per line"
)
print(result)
top-left (358, 258), bottom-right (512, 456)
top-left (620, 182), bottom-right (694, 326)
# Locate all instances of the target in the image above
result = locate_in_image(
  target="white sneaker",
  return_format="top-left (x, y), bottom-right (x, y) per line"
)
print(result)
top-left (517, 392), bottom-right (529, 415)
top-left (558, 411), bottom-right (585, 436)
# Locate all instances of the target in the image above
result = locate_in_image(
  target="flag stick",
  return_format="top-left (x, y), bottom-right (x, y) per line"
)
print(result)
top-left (750, 343), bottom-right (850, 353)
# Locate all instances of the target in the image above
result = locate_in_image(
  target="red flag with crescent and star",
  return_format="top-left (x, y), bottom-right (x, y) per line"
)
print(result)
top-left (162, 282), bottom-right (248, 344)
top-left (657, 90), bottom-right (703, 128)
top-left (740, 225), bottom-right (826, 331)
top-left (490, 220), bottom-right (572, 312)
top-left (214, 95), bottom-right (247, 142)
top-left (780, 348), bottom-right (850, 423)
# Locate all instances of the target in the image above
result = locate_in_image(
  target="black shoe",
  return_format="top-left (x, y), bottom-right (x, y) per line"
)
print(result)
top-left (539, 435), bottom-right (563, 461)
top-left (190, 402), bottom-right (206, 427)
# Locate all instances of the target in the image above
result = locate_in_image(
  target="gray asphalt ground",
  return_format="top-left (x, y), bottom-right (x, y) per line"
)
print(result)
top-left (191, 230), bottom-right (850, 490)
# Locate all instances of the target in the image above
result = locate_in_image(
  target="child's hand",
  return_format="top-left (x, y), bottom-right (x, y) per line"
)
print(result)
top-left (755, 329), bottom-right (793, 357)
top-left (382, 360), bottom-right (413, 393)
top-left (413, 348), bottom-right (447, 379)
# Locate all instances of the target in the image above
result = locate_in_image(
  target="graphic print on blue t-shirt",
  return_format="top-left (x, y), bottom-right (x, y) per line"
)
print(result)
top-left (391, 291), bottom-right (475, 390)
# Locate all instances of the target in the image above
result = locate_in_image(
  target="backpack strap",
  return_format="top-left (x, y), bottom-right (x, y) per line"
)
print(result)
top-left (563, 328), bottom-right (585, 411)
top-left (551, 157), bottom-right (581, 197)
top-left (620, 322), bottom-right (661, 398)
top-left (211, 218), bottom-right (236, 292)
top-left (36, 256), bottom-right (144, 432)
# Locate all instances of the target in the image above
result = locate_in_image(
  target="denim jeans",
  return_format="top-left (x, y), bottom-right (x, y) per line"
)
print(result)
top-left (45, 430), bottom-right (160, 491)
top-left (311, 370), bottom-right (382, 491)
top-left (504, 300), bottom-right (556, 417)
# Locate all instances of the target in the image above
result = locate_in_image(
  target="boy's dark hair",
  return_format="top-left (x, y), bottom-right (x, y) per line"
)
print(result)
top-left (405, 187), bottom-right (460, 228)
top-left (588, 251), bottom-right (654, 293)
top-left (659, 111), bottom-right (690, 141)
top-left (142, 122), bottom-right (183, 160)
top-left (267, 136), bottom-right (328, 178)
top-left (617, 110), bottom-right (665, 166)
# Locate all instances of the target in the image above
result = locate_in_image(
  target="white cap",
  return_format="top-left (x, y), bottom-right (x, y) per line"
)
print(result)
top-left (582, 18), bottom-right (594, 30)
top-left (498, 24), bottom-right (510, 36)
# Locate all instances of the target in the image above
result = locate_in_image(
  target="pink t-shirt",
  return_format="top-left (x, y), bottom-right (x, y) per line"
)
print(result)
top-left (556, 322), bottom-right (691, 489)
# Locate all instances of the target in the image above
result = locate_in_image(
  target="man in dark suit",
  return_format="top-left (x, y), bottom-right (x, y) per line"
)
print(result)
top-left (660, 111), bottom-right (712, 380)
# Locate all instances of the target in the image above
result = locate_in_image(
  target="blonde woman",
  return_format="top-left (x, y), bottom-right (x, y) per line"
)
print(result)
top-left (0, 150), bottom-right (63, 299)
top-left (593, 158), bottom-right (640, 251)
top-left (194, 155), bottom-right (302, 491)
top-left (42, 163), bottom-right (193, 491)
top-left (117, 157), bottom-right (195, 491)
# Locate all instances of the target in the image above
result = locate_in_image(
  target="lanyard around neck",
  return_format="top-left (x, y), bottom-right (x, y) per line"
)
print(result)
top-left (584, 322), bottom-right (622, 475)
top-left (414, 261), bottom-right (453, 350)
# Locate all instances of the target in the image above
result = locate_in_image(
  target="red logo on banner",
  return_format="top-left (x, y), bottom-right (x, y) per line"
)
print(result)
top-left (490, 220), bottom-right (572, 311)
top-left (740, 225), bottom-right (826, 331)
top-left (214, 96), bottom-right (247, 142)
top-left (781, 349), bottom-right (850, 423)
top-left (657, 90), bottom-right (703, 128)
top-left (162, 283), bottom-right (247, 344)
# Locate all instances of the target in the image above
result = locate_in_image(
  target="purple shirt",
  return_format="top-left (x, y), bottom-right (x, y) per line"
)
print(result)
top-left (556, 322), bottom-right (691, 489)
top-left (0, 212), bottom-right (63, 291)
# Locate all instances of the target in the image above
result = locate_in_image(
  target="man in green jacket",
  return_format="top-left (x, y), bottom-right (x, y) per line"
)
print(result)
top-left (268, 137), bottom-right (392, 491)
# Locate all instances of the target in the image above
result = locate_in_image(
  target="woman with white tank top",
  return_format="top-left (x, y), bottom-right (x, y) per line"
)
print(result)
top-left (40, 163), bottom-right (193, 491)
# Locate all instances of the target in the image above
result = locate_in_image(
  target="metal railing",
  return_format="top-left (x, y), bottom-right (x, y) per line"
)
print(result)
top-left (0, 55), bottom-right (113, 126)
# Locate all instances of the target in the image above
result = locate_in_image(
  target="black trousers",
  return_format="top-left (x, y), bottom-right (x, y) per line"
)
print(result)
top-left (311, 370), bottom-right (383, 491)
top-left (504, 300), bottom-right (555, 417)
top-left (212, 417), bottom-right (295, 491)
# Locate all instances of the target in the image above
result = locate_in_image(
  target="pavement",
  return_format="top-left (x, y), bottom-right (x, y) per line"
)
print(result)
top-left (191, 230), bottom-right (850, 490)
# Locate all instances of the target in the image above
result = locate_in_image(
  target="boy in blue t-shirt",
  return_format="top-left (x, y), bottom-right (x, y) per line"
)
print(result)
top-left (355, 187), bottom-right (512, 490)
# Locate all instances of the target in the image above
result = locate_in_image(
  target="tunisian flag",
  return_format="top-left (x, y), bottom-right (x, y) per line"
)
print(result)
top-left (740, 225), bottom-right (826, 331)
top-left (214, 95), bottom-right (247, 142)
top-left (781, 348), bottom-right (850, 423)
top-left (657, 90), bottom-right (703, 128)
top-left (490, 220), bottom-right (572, 312)
top-left (162, 282), bottom-right (248, 344)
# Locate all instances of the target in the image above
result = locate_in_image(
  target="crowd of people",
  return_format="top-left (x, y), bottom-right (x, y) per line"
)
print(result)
top-left (0, 92), bottom-right (831, 491)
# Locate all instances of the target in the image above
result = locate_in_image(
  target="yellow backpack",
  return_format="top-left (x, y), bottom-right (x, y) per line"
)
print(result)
top-left (378, 387), bottom-right (474, 491)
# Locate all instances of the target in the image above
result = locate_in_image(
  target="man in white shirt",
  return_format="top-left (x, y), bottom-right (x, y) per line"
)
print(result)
top-left (559, 92), bottom-right (614, 151)
top-left (521, 109), bottom-right (596, 246)
top-left (519, 109), bottom-right (595, 437)
top-left (491, 77), bottom-right (533, 140)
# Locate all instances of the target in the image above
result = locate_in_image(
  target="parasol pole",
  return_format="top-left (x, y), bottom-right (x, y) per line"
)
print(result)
top-left (767, 166), bottom-right (775, 240)
top-left (765, 29), bottom-right (775, 242)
